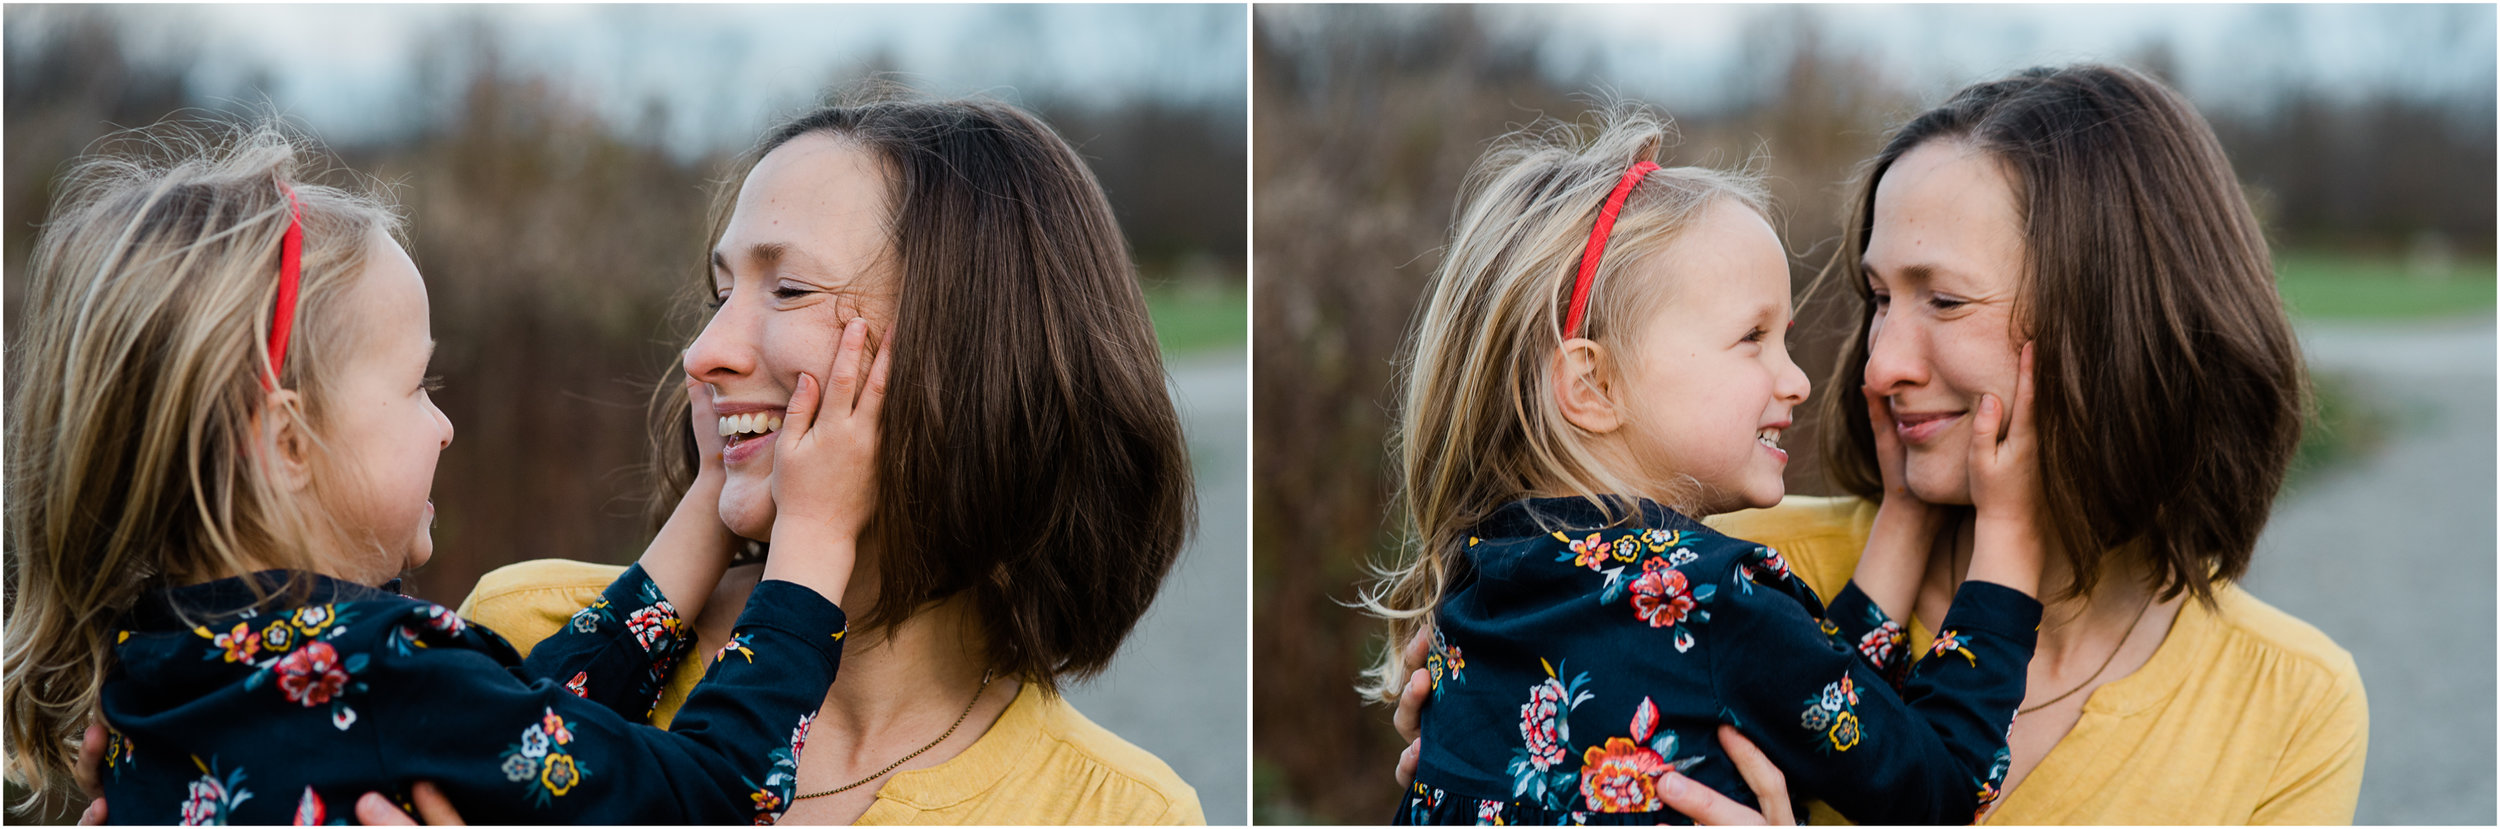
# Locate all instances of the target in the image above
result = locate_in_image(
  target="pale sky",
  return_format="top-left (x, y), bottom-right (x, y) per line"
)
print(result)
top-left (7, 4), bottom-right (1249, 159)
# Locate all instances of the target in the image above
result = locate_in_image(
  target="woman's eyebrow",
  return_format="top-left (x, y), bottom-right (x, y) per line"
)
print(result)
top-left (711, 242), bottom-right (792, 274)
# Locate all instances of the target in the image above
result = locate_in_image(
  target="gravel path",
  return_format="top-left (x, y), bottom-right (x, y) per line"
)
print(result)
top-left (2238, 316), bottom-right (2495, 825)
top-left (1064, 348), bottom-right (1249, 824)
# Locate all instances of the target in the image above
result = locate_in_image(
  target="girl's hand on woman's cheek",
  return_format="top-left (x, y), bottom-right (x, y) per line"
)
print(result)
top-left (762, 318), bottom-right (890, 603)
top-left (686, 375), bottom-right (729, 497)
top-left (1966, 342), bottom-right (2045, 594)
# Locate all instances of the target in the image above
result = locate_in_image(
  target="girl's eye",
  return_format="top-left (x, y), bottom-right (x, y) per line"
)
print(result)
top-left (1741, 327), bottom-right (1768, 344)
top-left (421, 375), bottom-right (444, 393)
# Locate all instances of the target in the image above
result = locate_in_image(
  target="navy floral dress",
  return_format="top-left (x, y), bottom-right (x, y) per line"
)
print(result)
top-left (1398, 498), bottom-right (2039, 826)
top-left (98, 564), bottom-right (842, 825)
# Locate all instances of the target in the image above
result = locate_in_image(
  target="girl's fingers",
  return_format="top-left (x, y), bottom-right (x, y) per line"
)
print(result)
top-left (77, 798), bottom-right (105, 826)
top-left (1396, 739), bottom-right (1421, 788)
top-left (780, 373), bottom-right (819, 446)
top-left (2011, 342), bottom-right (2038, 445)
top-left (1972, 394), bottom-right (2001, 451)
top-left (856, 328), bottom-right (893, 423)
top-left (827, 317), bottom-right (868, 413)
top-left (1719, 725), bottom-right (1796, 825)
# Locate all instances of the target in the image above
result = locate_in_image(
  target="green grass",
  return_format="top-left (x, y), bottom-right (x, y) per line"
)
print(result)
top-left (1144, 279), bottom-right (1247, 356)
top-left (2274, 250), bottom-right (2496, 321)
top-left (2284, 371), bottom-right (2389, 494)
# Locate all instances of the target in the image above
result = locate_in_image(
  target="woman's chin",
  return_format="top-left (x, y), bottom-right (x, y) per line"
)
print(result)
top-left (717, 484), bottom-right (778, 542)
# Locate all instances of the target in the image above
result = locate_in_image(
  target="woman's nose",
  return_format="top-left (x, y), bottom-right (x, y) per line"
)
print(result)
top-left (1861, 311), bottom-right (1928, 393)
top-left (684, 300), bottom-right (759, 383)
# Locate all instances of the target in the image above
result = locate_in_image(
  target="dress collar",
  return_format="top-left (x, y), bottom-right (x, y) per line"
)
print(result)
top-left (123, 570), bottom-right (402, 630)
top-left (1474, 495), bottom-right (1708, 540)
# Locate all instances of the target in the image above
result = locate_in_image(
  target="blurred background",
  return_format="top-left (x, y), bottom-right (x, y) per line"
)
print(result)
top-left (1251, 4), bottom-right (2494, 824)
top-left (3, 4), bottom-right (1248, 823)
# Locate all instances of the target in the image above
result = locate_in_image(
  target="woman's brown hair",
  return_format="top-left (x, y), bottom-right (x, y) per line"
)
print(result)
top-left (1818, 64), bottom-right (2305, 605)
top-left (646, 91), bottom-right (1194, 688)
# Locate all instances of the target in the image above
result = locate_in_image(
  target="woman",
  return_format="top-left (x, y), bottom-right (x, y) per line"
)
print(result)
top-left (1392, 64), bottom-right (2365, 824)
top-left (456, 96), bottom-right (1203, 824)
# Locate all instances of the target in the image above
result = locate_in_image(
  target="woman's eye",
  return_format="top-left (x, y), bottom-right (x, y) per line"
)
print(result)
top-left (705, 291), bottom-right (728, 311)
top-left (771, 284), bottom-right (812, 301)
top-left (1870, 291), bottom-right (1891, 307)
top-left (1930, 296), bottom-right (1969, 311)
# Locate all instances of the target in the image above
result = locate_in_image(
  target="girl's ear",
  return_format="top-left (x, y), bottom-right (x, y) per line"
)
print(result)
top-left (257, 389), bottom-right (314, 493)
top-left (1552, 338), bottom-right (1622, 434)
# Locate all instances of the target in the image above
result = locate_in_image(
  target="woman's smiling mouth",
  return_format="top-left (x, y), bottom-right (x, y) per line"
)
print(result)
top-left (1892, 406), bottom-right (1963, 445)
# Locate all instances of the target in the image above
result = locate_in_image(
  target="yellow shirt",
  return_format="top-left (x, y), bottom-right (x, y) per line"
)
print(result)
top-left (459, 559), bottom-right (1206, 825)
top-left (1708, 497), bottom-right (2367, 825)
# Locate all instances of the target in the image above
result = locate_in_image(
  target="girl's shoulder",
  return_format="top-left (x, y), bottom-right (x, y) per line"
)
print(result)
top-left (1466, 497), bottom-right (1798, 585)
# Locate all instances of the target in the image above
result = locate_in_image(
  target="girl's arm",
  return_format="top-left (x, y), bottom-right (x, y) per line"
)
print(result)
top-left (1965, 344), bottom-right (2044, 597)
top-left (1848, 387), bottom-right (1944, 627)
top-left (758, 319), bottom-right (888, 605)
top-left (512, 381), bottom-right (734, 721)
top-left (369, 586), bottom-right (844, 824)
top-left (631, 377), bottom-right (740, 624)
top-left (1705, 548), bottom-right (2039, 825)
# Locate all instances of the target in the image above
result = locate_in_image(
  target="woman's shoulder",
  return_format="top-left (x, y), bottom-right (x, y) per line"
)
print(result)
top-left (1703, 496), bottom-right (1875, 599)
top-left (455, 559), bottom-right (628, 655)
top-left (870, 683), bottom-right (1204, 824)
top-left (2193, 585), bottom-right (2364, 697)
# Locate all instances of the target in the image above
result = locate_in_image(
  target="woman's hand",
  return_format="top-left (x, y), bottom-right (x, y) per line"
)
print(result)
top-left (1393, 628), bottom-right (1429, 785)
top-left (1966, 342), bottom-right (2044, 596)
top-left (763, 318), bottom-right (891, 606)
top-left (355, 782), bottom-right (464, 825)
top-left (74, 721), bottom-right (104, 825)
top-left (1654, 726), bottom-right (1797, 825)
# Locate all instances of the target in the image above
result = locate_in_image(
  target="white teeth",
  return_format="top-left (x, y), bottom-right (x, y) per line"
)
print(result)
top-left (716, 413), bottom-right (784, 438)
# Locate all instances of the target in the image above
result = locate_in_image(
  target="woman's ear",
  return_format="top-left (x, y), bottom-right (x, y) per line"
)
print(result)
top-left (1552, 338), bottom-right (1622, 434)
top-left (257, 389), bottom-right (315, 493)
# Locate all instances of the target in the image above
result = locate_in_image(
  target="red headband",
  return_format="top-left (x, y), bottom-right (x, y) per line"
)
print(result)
top-left (1562, 160), bottom-right (1659, 339)
top-left (265, 184), bottom-right (304, 390)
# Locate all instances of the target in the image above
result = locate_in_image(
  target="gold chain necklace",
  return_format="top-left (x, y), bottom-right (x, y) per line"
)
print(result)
top-left (794, 668), bottom-right (995, 801)
top-left (2018, 596), bottom-right (2152, 714)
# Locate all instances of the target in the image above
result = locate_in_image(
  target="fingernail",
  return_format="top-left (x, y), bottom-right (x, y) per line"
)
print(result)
top-left (1659, 772), bottom-right (1686, 797)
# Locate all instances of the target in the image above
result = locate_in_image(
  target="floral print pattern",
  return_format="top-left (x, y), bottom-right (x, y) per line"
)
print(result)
top-left (1426, 628), bottom-right (1466, 700)
top-left (1402, 498), bottom-right (2042, 826)
top-left (200, 604), bottom-right (371, 731)
top-left (178, 755), bottom-right (252, 825)
top-left (741, 712), bottom-right (811, 825)
top-left (498, 707), bottom-right (589, 808)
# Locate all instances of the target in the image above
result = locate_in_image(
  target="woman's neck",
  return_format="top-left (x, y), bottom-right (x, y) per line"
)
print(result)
top-left (812, 593), bottom-right (1001, 732)
top-left (1919, 510), bottom-right (2168, 661)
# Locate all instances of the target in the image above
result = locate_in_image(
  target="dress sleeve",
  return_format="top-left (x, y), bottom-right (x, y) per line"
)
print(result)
top-left (1820, 582), bottom-right (1912, 689)
top-left (512, 563), bottom-right (693, 722)
top-left (1701, 551), bottom-right (2039, 825)
top-left (2247, 664), bottom-right (2367, 824)
top-left (369, 580), bottom-right (844, 824)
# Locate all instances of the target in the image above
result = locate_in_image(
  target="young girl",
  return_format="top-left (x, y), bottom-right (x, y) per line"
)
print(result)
top-left (1365, 109), bottom-right (2047, 825)
top-left (3, 125), bottom-right (883, 824)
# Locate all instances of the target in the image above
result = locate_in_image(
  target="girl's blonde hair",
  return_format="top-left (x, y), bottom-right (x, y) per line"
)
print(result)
top-left (3, 122), bottom-right (400, 807)
top-left (1359, 105), bottom-right (1770, 702)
